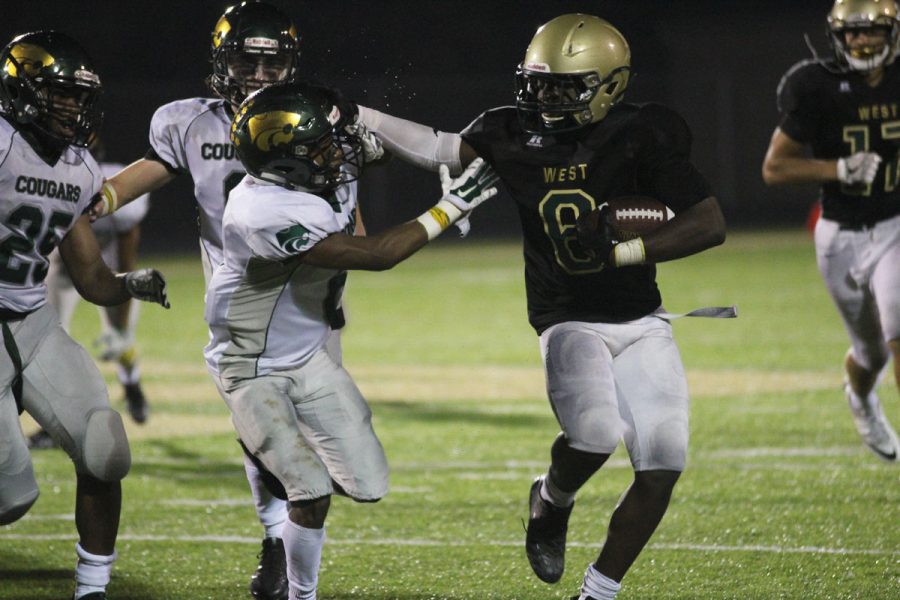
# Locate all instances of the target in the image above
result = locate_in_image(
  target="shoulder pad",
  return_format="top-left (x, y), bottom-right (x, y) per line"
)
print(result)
top-left (633, 103), bottom-right (693, 156)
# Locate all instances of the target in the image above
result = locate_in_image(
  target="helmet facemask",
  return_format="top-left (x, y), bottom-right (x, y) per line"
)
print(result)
top-left (516, 66), bottom-right (629, 134)
top-left (263, 127), bottom-right (362, 193)
top-left (212, 43), bottom-right (297, 107)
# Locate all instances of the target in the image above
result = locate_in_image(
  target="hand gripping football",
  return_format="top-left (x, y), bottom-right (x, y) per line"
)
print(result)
top-left (604, 195), bottom-right (671, 239)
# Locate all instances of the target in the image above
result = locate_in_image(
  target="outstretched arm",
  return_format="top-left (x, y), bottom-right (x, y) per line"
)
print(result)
top-left (300, 159), bottom-right (498, 271)
top-left (357, 106), bottom-right (479, 174)
top-left (91, 159), bottom-right (175, 218)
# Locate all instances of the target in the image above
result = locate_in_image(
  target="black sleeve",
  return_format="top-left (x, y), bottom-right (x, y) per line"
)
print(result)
top-left (776, 63), bottom-right (819, 143)
top-left (632, 104), bottom-right (711, 213)
top-left (144, 147), bottom-right (182, 175)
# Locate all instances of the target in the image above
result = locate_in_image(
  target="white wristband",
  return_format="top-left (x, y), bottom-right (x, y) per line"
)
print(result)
top-left (613, 238), bottom-right (646, 267)
top-left (415, 199), bottom-right (464, 241)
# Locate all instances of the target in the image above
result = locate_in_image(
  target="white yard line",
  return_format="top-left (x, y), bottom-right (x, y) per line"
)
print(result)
top-left (0, 533), bottom-right (895, 556)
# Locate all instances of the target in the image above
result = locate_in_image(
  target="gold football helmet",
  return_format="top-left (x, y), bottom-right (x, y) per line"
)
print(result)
top-left (828, 0), bottom-right (900, 71)
top-left (516, 14), bottom-right (630, 134)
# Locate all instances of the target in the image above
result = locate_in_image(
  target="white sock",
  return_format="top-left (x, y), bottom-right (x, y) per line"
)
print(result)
top-left (74, 543), bottom-right (116, 599)
top-left (282, 519), bottom-right (325, 600)
top-left (117, 362), bottom-right (140, 386)
top-left (243, 454), bottom-right (288, 538)
top-left (539, 474), bottom-right (575, 508)
top-left (580, 564), bottom-right (621, 600)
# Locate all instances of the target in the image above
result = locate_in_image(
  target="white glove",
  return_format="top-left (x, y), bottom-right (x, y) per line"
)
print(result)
top-left (123, 268), bottom-right (170, 309)
top-left (442, 158), bottom-right (499, 213)
top-left (94, 328), bottom-right (134, 362)
top-left (439, 165), bottom-right (470, 237)
top-left (837, 152), bottom-right (882, 185)
top-left (346, 120), bottom-right (384, 164)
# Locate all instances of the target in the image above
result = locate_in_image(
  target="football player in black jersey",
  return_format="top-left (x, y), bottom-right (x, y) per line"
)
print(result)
top-left (762, 0), bottom-right (900, 463)
top-left (354, 14), bottom-right (725, 600)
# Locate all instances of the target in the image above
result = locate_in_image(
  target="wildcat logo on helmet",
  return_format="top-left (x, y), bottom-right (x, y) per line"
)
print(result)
top-left (5, 43), bottom-right (55, 78)
top-left (212, 17), bottom-right (232, 49)
top-left (247, 110), bottom-right (304, 151)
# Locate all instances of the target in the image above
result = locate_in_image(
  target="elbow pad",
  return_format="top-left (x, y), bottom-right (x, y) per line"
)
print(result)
top-left (357, 105), bottom-right (462, 173)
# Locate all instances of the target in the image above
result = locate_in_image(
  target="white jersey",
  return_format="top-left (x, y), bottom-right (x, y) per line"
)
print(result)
top-left (0, 116), bottom-right (104, 312)
top-left (204, 176), bottom-right (357, 379)
top-left (148, 97), bottom-right (243, 271)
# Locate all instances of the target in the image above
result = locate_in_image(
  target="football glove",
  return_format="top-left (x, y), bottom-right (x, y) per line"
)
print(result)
top-left (576, 206), bottom-right (618, 263)
top-left (439, 164), bottom-right (470, 237)
top-left (442, 158), bottom-right (499, 213)
top-left (123, 268), bottom-right (170, 309)
top-left (94, 328), bottom-right (134, 362)
top-left (837, 152), bottom-right (882, 186)
top-left (345, 120), bottom-right (385, 164)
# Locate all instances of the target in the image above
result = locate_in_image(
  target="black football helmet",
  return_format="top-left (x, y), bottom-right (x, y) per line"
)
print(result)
top-left (0, 31), bottom-right (102, 147)
top-left (209, 1), bottom-right (301, 107)
top-left (516, 14), bottom-right (631, 135)
top-left (230, 81), bottom-right (362, 192)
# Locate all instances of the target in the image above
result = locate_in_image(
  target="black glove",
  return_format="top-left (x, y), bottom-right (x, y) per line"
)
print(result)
top-left (576, 206), bottom-right (618, 262)
top-left (124, 268), bottom-right (170, 309)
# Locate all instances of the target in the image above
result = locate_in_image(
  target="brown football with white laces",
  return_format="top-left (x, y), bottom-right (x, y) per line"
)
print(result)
top-left (605, 195), bottom-right (671, 239)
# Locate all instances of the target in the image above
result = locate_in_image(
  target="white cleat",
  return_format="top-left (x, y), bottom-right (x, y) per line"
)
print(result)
top-left (845, 383), bottom-right (900, 463)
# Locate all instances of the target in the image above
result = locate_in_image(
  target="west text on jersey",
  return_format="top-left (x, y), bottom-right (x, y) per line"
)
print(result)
top-left (15, 176), bottom-right (81, 202)
top-left (857, 103), bottom-right (900, 121)
top-left (543, 164), bottom-right (588, 183)
top-left (201, 143), bottom-right (237, 160)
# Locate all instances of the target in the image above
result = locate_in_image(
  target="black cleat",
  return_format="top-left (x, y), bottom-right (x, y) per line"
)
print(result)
top-left (27, 429), bottom-right (59, 449)
top-left (124, 383), bottom-right (149, 424)
top-left (570, 596), bottom-right (597, 600)
top-left (73, 593), bottom-right (108, 599)
top-left (250, 537), bottom-right (288, 600)
top-left (525, 476), bottom-right (573, 584)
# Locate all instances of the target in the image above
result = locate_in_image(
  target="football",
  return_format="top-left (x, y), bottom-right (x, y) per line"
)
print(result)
top-left (605, 195), bottom-right (672, 239)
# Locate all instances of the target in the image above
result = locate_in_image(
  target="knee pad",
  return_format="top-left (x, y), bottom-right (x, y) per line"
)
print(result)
top-left (82, 408), bottom-right (131, 481)
top-left (0, 463), bottom-right (39, 525)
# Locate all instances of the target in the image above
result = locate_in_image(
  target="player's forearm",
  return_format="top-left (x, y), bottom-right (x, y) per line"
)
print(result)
top-left (70, 263), bottom-right (131, 306)
top-left (638, 196), bottom-right (726, 264)
top-left (107, 159), bottom-right (176, 207)
top-left (357, 105), bottom-right (462, 173)
top-left (762, 155), bottom-right (838, 186)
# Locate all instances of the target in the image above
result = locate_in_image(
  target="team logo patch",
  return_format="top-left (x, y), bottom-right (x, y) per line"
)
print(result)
top-left (276, 223), bottom-right (312, 252)
top-left (248, 110), bottom-right (304, 151)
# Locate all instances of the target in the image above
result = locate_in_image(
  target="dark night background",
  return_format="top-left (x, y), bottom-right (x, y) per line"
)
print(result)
top-left (3, 1), bottom-right (834, 253)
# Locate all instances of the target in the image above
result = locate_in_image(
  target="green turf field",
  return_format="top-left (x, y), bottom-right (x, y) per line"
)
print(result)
top-left (3, 231), bottom-right (898, 599)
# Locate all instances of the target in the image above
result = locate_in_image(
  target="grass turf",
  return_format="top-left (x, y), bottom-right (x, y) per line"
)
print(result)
top-left (3, 230), bottom-right (898, 599)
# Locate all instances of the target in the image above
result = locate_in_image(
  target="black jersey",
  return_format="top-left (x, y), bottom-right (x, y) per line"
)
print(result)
top-left (778, 59), bottom-right (900, 225)
top-left (461, 103), bottom-right (711, 334)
